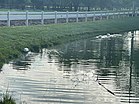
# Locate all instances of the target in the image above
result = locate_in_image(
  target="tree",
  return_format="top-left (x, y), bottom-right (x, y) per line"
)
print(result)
top-left (0, 0), bottom-right (138, 11)
top-left (31, 0), bottom-right (44, 10)
top-left (71, 0), bottom-right (80, 11)
top-left (82, 0), bottom-right (95, 11)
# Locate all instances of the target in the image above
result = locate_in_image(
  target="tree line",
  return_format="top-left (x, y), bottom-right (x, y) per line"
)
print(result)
top-left (0, 0), bottom-right (138, 11)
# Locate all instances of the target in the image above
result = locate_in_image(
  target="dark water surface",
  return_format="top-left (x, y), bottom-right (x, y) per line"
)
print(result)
top-left (1, 31), bottom-right (139, 104)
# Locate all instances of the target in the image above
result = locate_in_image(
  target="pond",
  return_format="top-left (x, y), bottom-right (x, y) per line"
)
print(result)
top-left (0, 31), bottom-right (139, 104)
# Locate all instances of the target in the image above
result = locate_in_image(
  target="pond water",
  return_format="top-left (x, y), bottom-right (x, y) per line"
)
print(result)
top-left (0, 31), bottom-right (139, 104)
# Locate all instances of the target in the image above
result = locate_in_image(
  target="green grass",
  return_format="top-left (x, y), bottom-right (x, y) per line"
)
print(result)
top-left (0, 17), bottom-right (139, 69)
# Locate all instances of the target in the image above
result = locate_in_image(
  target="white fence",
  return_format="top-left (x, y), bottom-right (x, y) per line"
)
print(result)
top-left (0, 10), bottom-right (138, 26)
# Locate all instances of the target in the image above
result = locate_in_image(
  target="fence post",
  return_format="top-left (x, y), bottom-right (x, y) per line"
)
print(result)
top-left (135, 11), bottom-right (138, 16)
top-left (41, 11), bottom-right (44, 25)
top-left (100, 12), bottom-right (103, 20)
top-left (76, 11), bottom-right (79, 22)
top-left (122, 11), bottom-right (124, 17)
top-left (112, 12), bottom-right (115, 19)
top-left (132, 10), bottom-right (134, 17)
top-left (116, 11), bottom-right (118, 18)
top-left (128, 11), bottom-right (130, 17)
top-left (106, 12), bottom-right (109, 20)
top-left (85, 11), bottom-right (87, 22)
top-left (7, 11), bottom-right (10, 26)
top-left (55, 11), bottom-right (57, 24)
top-left (118, 11), bottom-right (120, 18)
top-left (125, 11), bottom-right (127, 17)
top-left (120, 12), bottom-right (123, 18)
top-left (93, 11), bottom-right (95, 21)
top-left (137, 11), bottom-right (138, 16)
top-left (66, 11), bottom-right (69, 23)
top-left (124, 11), bottom-right (126, 17)
top-left (26, 11), bottom-right (29, 26)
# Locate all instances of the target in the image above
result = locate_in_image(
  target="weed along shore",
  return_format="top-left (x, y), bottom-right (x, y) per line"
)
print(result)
top-left (0, 17), bottom-right (139, 69)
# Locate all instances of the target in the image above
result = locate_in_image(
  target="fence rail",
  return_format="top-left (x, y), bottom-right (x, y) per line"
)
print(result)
top-left (0, 10), bottom-right (138, 26)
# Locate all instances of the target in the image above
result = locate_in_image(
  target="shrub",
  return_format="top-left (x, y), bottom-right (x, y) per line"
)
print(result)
top-left (0, 91), bottom-right (16, 104)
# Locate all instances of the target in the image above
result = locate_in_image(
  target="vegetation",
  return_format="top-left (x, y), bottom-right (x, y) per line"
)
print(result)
top-left (0, 91), bottom-right (16, 104)
top-left (0, 17), bottom-right (139, 69)
top-left (0, 0), bottom-right (138, 11)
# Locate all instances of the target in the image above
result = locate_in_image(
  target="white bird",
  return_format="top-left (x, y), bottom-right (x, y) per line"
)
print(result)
top-left (96, 35), bottom-right (108, 39)
top-left (101, 35), bottom-right (108, 39)
top-left (96, 35), bottom-right (102, 39)
top-left (107, 33), bottom-right (111, 36)
top-left (24, 48), bottom-right (29, 53)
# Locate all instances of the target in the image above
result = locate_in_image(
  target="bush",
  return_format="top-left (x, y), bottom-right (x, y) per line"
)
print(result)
top-left (0, 91), bottom-right (16, 104)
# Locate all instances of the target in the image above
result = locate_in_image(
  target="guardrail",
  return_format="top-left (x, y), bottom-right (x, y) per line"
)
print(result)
top-left (0, 10), bottom-right (138, 26)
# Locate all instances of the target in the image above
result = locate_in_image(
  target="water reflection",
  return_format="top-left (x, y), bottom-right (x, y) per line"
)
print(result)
top-left (1, 31), bottom-right (139, 104)
top-left (52, 31), bottom-right (139, 103)
top-left (129, 32), bottom-right (134, 104)
top-left (12, 53), bottom-right (36, 70)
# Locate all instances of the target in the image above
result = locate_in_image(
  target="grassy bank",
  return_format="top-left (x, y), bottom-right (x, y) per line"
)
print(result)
top-left (0, 17), bottom-right (139, 69)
